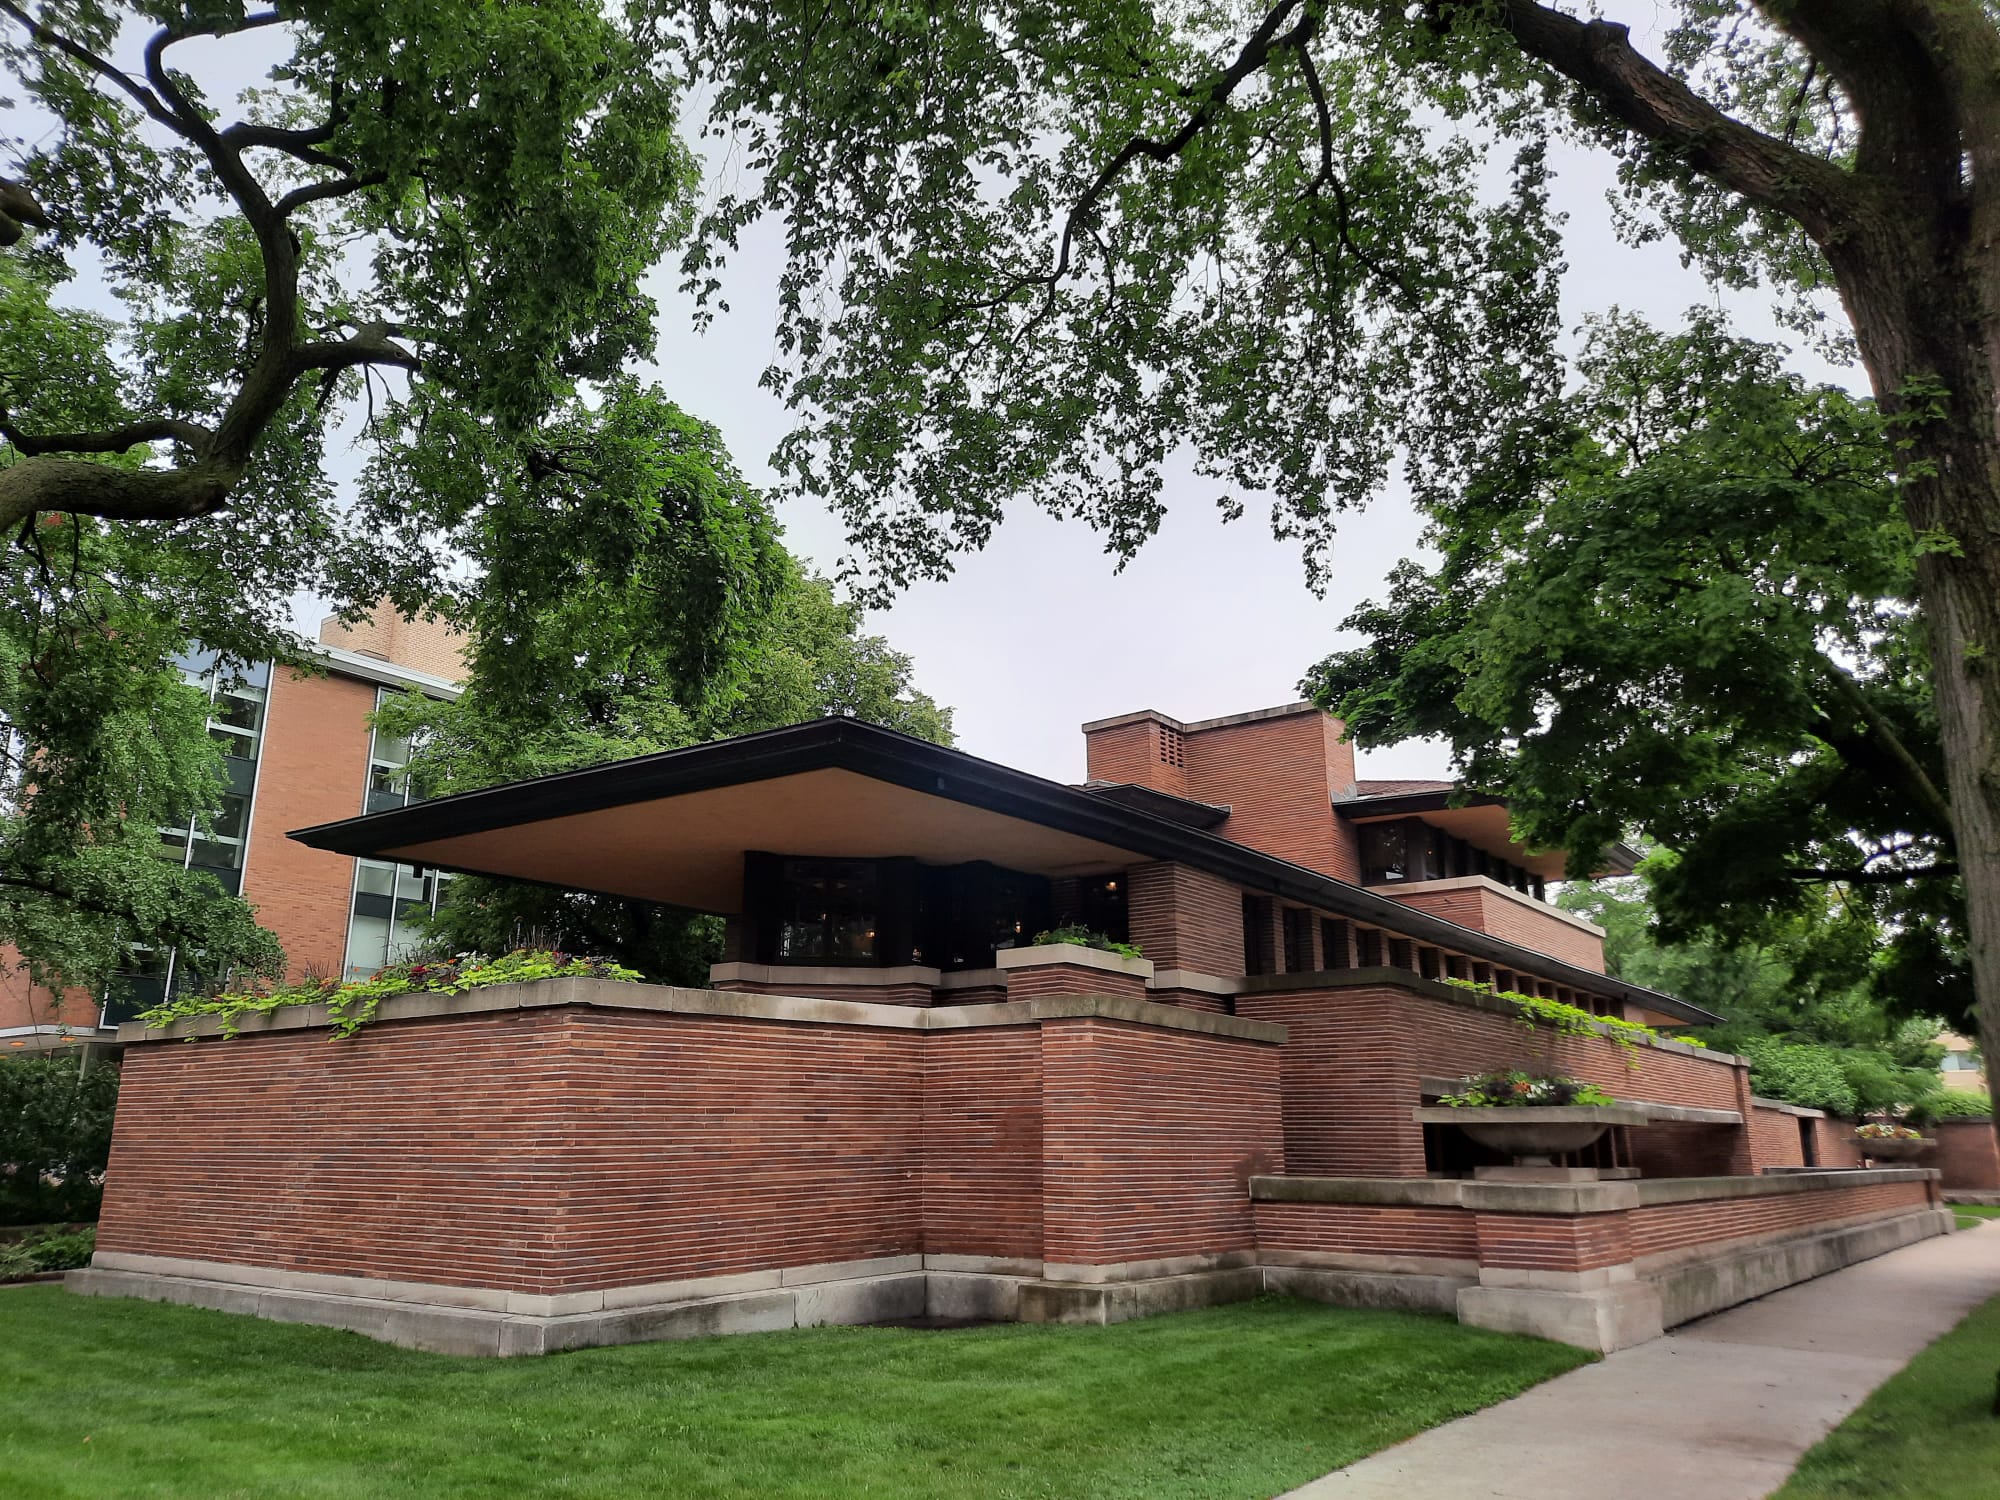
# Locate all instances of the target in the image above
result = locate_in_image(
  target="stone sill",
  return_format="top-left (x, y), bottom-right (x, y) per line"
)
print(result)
top-left (117, 977), bottom-right (1284, 1046)
top-left (1749, 1096), bottom-right (1831, 1119)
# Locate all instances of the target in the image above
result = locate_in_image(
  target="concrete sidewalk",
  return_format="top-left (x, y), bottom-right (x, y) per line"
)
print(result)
top-left (1286, 1219), bottom-right (2000, 1500)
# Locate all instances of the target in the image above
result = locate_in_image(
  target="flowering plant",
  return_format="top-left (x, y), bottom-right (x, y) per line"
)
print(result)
top-left (1438, 1069), bottom-right (1618, 1108)
top-left (1855, 1122), bottom-right (1926, 1140)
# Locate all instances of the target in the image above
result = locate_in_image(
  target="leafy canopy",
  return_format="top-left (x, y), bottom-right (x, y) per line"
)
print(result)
top-left (1308, 312), bottom-right (1967, 1028)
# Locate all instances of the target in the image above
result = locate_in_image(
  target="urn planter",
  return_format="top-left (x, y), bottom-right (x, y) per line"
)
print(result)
top-left (1853, 1134), bottom-right (1935, 1162)
top-left (1413, 1105), bottom-right (1652, 1167)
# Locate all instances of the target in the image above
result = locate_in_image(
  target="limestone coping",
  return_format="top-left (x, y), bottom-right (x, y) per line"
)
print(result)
top-left (1250, 1166), bottom-right (1935, 1215)
top-left (1365, 875), bottom-right (1609, 939)
top-left (116, 976), bottom-right (1284, 1046)
top-left (1749, 1096), bottom-right (1831, 1119)
top-left (993, 942), bottom-right (1154, 979)
top-left (707, 963), bottom-right (1008, 992)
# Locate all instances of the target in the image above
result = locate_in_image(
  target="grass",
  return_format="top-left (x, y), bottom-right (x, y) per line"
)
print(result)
top-left (1773, 1291), bottom-right (2000, 1500)
top-left (0, 1288), bottom-right (1589, 1500)
top-left (1952, 1204), bottom-right (2000, 1230)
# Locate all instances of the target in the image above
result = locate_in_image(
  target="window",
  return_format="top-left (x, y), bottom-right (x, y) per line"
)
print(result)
top-left (1072, 874), bottom-right (1129, 945)
top-left (1387, 938), bottom-right (1414, 972)
top-left (343, 859), bottom-right (453, 978)
top-left (1355, 927), bottom-right (1384, 967)
top-left (1320, 918), bottom-right (1351, 970)
top-left (1943, 1052), bottom-right (1982, 1072)
top-left (775, 859), bottom-right (880, 962)
top-left (1242, 894), bottom-right (1274, 976)
top-left (1417, 947), bottom-right (1440, 981)
top-left (1360, 822), bottom-right (1410, 884)
top-left (366, 690), bottom-right (424, 812)
top-left (1281, 907), bottom-right (1314, 973)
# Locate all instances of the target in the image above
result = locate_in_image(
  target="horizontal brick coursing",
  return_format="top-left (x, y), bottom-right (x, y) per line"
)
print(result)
top-left (1186, 712), bottom-right (1358, 883)
top-left (1253, 1201), bottom-right (1477, 1260)
top-left (1933, 1119), bottom-right (2000, 1190)
top-left (709, 978), bottom-right (937, 1007)
top-left (1475, 1209), bottom-right (1633, 1273)
top-left (1748, 1106), bottom-right (1808, 1171)
top-left (1126, 861), bottom-right (1242, 977)
top-left (1384, 887), bottom-right (1605, 973)
top-left (1041, 1018), bottom-right (1282, 1265)
top-left (1004, 963), bottom-right (1147, 1002)
top-left (1810, 1117), bottom-right (1864, 1169)
top-left (1629, 1181), bottom-right (1930, 1259)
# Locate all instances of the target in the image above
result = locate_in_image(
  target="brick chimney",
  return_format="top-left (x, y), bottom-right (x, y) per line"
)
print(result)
top-left (1083, 703), bottom-right (1359, 883)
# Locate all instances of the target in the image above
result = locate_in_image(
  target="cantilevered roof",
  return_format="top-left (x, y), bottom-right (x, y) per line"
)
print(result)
top-left (1336, 787), bottom-right (1642, 880)
top-left (289, 718), bottom-right (1714, 1024)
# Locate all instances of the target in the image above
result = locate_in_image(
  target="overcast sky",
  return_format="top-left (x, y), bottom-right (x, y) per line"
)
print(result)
top-left (7, 7), bottom-right (1851, 788)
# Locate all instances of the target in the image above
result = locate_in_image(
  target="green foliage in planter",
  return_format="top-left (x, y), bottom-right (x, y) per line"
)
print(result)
top-left (1855, 1122), bottom-right (1925, 1141)
top-left (138, 949), bottom-right (641, 1041)
top-left (1031, 926), bottom-right (1143, 961)
top-left (0, 1057), bottom-right (118, 1225)
top-left (1438, 1069), bottom-right (1617, 1109)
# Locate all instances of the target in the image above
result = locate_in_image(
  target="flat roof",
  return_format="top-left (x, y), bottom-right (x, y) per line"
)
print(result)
top-left (289, 718), bottom-right (1715, 1024)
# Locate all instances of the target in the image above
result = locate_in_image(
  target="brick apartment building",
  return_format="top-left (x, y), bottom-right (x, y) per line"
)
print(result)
top-left (0, 609), bottom-right (465, 1054)
top-left (80, 700), bottom-right (1955, 1355)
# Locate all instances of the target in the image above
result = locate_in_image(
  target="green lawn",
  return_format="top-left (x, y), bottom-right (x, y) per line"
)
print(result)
top-left (1773, 1290), bottom-right (2000, 1500)
top-left (1952, 1204), bottom-right (2000, 1229)
top-left (0, 1287), bottom-right (1588, 1500)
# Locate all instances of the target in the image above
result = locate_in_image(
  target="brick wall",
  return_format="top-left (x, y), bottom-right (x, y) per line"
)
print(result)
top-left (1384, 884), bottom-right (1605, 972)
top-left (1236, 978), bottom-right (1753, 1179)
top-left (1126, 861), bottom-right (1242, 975)
top-left (557, 1012), bottom-right (925, 1289)
top-left (1183, 711), bottom-right (1359, 883)
top-left (1748, 1105), bottom-right (1809, 1170)
top-left (1004, 963), bottom-right (1148, 1002)
top-left (0, 955), bottom-right (99, 1034)
top-left (318, 607), bottom-right (468, 682)
top-left (1629, 1180), bottom-right (1931, 1259)
top-left (1933, 1118), bottom-right (2000, 1190)
top-left (245, 667), bottom-right (376, 980)
top-left (1082, 717), bottom-right (1186, 798)
top-left (1039, 1016), bottom-right (1282, 1265)
top-left (923, 1026), bottom-right (1044, 1258)
top-left (709, 977), bottom-right (938, 1007)
top-left (1475, 1209), bottom-right (1633, 1273)
top-left (1253, 1202), bottom-right (1477, 1261)
top-left (1810, 1116), bottom-right (1864, 1169)
top-left (98, 1011), bottom-right (579, 1293)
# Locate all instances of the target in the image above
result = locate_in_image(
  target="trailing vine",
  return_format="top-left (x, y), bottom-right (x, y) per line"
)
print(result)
top-left (1441, 977), bottom-right (1690, 1068)
top-left (136, 949), bottom-right (641, 1041)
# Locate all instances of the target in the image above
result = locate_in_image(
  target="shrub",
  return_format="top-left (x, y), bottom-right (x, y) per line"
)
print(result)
top-left (1914, 1090), bottom-right (1993, 1122)
top-left (1439, 1069), bottom-right (1617, 1108)
top-left (0, 1225), bottom-right (95, 1281)
top-left (1741, 1039), bottom-right (1861, 1116)
top-left (137, 949), bottom-right (642, 1040)
top-left (0, 1056), bottom-right (119, 1225)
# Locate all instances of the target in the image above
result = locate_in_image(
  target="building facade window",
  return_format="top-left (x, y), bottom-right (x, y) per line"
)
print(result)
top-left (1281, 906), bottom-right (1313, 973)
top-left (1242, 894), bottom-right (1274, 977)
top-left (343, 859), bottom-right (452, 979)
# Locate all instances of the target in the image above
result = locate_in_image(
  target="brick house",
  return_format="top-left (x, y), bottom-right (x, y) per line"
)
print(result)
top-left (0, 609), bottom-right (463, 1056)
top-left (75, 703), bottom-right (1951, 1354)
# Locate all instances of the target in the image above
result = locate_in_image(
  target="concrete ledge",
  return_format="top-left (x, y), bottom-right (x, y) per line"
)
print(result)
top-left (1649, 1207), bottom-right (1955, 1329)
top-left (1017, 1268), bottom-right (1264, 1326)
top-left (1258, 1248), bottom-right (1479, 1278)
top-left (1250, 1175), bottom-right (1468, 1207)
top-left (120, 979), bottom-right (1286, 1046)
top-left (1265, 1264), bottom-right (1470, 1316)
top-left (1750, 1096), bottom-right (1830, 1119)
top-left (708, 962), bottom-right (942, 989)
top-left (1458, 1280), bottom-right (1665, 1354)
top-left (1635, 1167), bottom-right (1934, 1206)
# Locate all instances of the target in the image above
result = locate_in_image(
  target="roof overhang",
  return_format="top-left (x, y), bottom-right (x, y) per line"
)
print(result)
top-left (289, 719), bottom-right (1711, 1025)
top-left (1336, 791), bottom-right (1640, 880)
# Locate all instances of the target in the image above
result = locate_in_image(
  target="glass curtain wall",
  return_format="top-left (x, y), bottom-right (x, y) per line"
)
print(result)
top-left (342, 690), bottom-right (449, 977)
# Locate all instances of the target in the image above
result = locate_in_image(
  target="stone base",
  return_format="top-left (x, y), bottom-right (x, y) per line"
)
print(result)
top-left (1458, 1280), bottom-right (1664, 1353)
top-left (1650, 1207), bottom-right (1955, 1329)
top-left (1264, 1264), bottom-right (1471, 1315)
top-left (1473, 1166), bottom-right (1633, 1183)
top-left (1947, 1191), bottom-right (2000, 1206)
top-left (1016, 1268), bottom-right (1264, 1326)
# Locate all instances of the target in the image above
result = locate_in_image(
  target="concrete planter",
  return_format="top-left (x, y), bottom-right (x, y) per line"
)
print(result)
top-left (1854, 1135), bottom-right (1935, 1161)
top-left (1413, 1105), bottom-right (1651, 1167)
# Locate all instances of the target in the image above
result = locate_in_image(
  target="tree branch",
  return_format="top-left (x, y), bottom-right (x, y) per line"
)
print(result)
top-left (1468, 0), bottom-right (1861, 244)
top-left (1, 416), bottom-right (215, 458)
top-left (1787, 862), bottom-right (1960, 884)
top-left (274, 170), bottom-right (385, 218)
top-left (290, 322), bottom-right (420, 376)
top-left (0, 0), bottom-right (184, 136)
top-left (1816, 655), bottom-right (1956, 833)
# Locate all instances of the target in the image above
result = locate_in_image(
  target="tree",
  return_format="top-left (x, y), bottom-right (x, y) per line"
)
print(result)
top-left (375, 551), bottom-right (954, 982)
top-left (1307, 312), bottom-right (1973, 1031)
top-left (0, 11), bottom-right (777, 992)
top-left (1561, 873), bottom-right (1947, 1118)
top-left (671, 0), bottom-right (2000, 1145)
